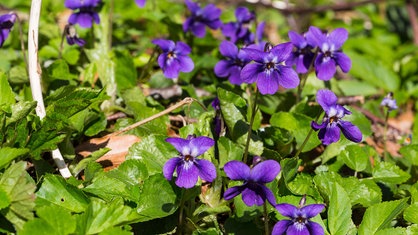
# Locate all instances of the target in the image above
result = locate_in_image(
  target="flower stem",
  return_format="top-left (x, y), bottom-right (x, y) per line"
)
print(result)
top-left (177, 189), bottom-right (186, 235)
top-left (383, 109), bottom-right (389, 161)
top-left (15, 13), bottom-right (28, 73)
top-left (243, 87), bottom-right (259, 164)
top-left (263, 203), bottom-right (269, 235)
top-left (294, 111), bottom-right (322, 159)
top-left (28, 0), bottom-right (72, 178)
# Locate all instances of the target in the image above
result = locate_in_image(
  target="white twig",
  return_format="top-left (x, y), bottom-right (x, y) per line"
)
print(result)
top-left (28, 0), bottom-right (72, 178)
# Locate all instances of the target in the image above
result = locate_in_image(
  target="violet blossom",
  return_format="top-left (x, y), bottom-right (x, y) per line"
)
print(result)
top-left (380, 92), bottom-right (398, 111)
top-left (0, 13), bottom-right (16, 48)
top-left (163, 135), bottom-right (216, 188)
top-left (135, 0), bottom-right (146, 7)
top-left (311, 89), bottom-right (362, 145)
top-left (273, 196), bottom-right (325, 235)
top-left (305, 26), bottom-right (351, 80)
top-left (240, 42), bottom-right (299, 95)
top-left (223, 159), bottom-right (280, 207)
top-left (65, 0), bottom-right (101, 28)
top-left (214, 40), bottom-right (250, 85)
top-left (64, 24), bottom-right (85, 46)
top-left (221, 6), bottom-right (255, 44)
top-left (152, 39), bottom-right (194, 79)
top-left (287, 30), bottom-right (315, 73)
top-left (183, 0), bottom-right (222, 38)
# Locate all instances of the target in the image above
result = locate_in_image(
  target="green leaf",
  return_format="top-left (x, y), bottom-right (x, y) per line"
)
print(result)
top-left (375, 227), bottom-right (407, 235)
top-left (136, 174), bottom-right (180, 221)
top-left (46, 59), bottom-right (77, 81)
top-left (400, 144), bottom-right (418, 166)
top-left (36, 174), bottom-right (90, 213)
top-left (99, 226), bottom-right (132, 235)
top-left (404, 203), bottom-right (418, 224)
top-left (76, 198), bottom-right (138, 234)
top-left (218, 136), bottom-right (244, 168)
top-left (372, 161), bottom-right (410, 184)
top-left (287, 173), bottom-right (322, 201)
top-left (217, 87), bottom-right (263, 156)
top-left (358, 198), bottom-right (409, 234)
top-left (328, 183), bottom-right (355, 235)
top-left (5, 101), bottom-right (36, 127)
top-left (0, 187), bottom-right (10, 210)
top-left (126, 135), bottom-right (177, 176)
top-left (115, 50), bottom-right (137, 92)
top-left (339, 145), bottom-right (371, 172)
top-left (0, 161), bottom-right (36, 231)
top-left (280, 158), bottom-right (301, 194)
top-left (270, 111), bottom-right (321, 152)
top-left (0, 147), bottom-right (29, 170)
top-left (0, 71), bottom-right (15, 106)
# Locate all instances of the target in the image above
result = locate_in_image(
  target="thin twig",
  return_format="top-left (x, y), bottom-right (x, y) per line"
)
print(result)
top-left (28, 0), bottom-right (72, 178)
top-left (108, 97), bottom-right (195, 137)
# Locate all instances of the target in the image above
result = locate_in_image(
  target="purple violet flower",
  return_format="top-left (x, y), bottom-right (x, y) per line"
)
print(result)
top-left (273, 196), bottom-right (325, 235)
top-left (65, 24), bottom-right (85, 46)
top-left (305, 26), bottom-right (351, 80)
top-left (152, 39), bottom-right (194, 79)
top-left (311, 89), bottom-right (362, 145)
top-left (240, 42), bottom-right (299, 95)
top-left (221, 7), bottom-right (255, 44)
top-left (211, 97), bottom-right (223, 137)
top-left (215, 41), bottom-right (251, 85)
top-left (223, 159), bottom-right (280, 207)
top-left (380, 92), bottom-right (398, 111)
top-left (135, 0), bottom-right (146, 7)
top-left (183, 0), bottom-right (222, 38)
top-left (65, 0), bottom-right (101, 28)
top-left (287, 30), bottom-right (315, 74)
top-left (0, 13), bottom-right (16, 48)
top-left (163, 135), bottom-right (216, 188)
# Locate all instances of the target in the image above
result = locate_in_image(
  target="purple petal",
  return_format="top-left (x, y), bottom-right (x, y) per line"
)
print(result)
top-left (316, 89), bottom-right (337, 112)
top-left (185, 0), bottom-right (200, 12)
top-left (152, 39), bottom-right (175, 52)
top-left (219, 41), bottom-right (238, 58)
top-left (271, 42), bottom-right (293, 62)
top-left (166, 137), bottom-right (190, 155)
top-left (189, 136), bottom-right (215, 157)
top-left (227, 66), bottom-right (244, 85)
top-left (191, 22), bottom-right (207, 38)
top-left (206, 19), bottom-right (222, 30)
top-left (275, 203), bottom-right (298, 218)
top-left (318, 124), bottom-right (340, 145)
top-left (240, 63), bottom-right (262, 84)
top-left (92, 11), bottom-right (100, 24)
top-left (201, 4), bottom-right (222, 22)
top-left (277, 66), bottom-right (299, 89)
top-left (287, 223), bottom-right (310, 235)
top-left (249, 160), bottom-right (280, 183)
top-left (235, 7), bottom-right (254, 23)
top-left (311, 120), bottom-right (327, 131)
top-left (175, 41), bottom-right (191, 55)
top-left (242, 187), bottom-right (264, 206)
top-left (221, 23), bottom-right (239, 42)
top-left (257, 71), bottom-right (279, 95)
top-left (300, 204), bottom-right (325, 218)
top-left (224, 186), bottom-right (243, 201)
top-left (339, 120), bottom-right (362, 143)
top-left (333, 52), bottom-right (351, 73)
top-left (261, 185), bottom-right (277, 206)
top-left (224, 160), bottom-right (250, 181)
top-left (315, 54), bottom-right (337, 80)
top-left (0, 29), bottom-right (10, 47)
top-left (241, 48), bottom-right (266, 62)
top-left (288, 31), bottom-right (307, 48)
top-left (195, 159), bottom-right (216, 182)
top-left (214, 60), bottom-right (232, 77)
top-left (0, 13), bottom-right (16, 27)
top-left (176, 162), bottom-right (199, 188)
top-left (163, 60), bottom-right (181, 78)
top-left (306, 26), bottom-right (327, 48)
top-left (163, 157), bottom-right (182, 180)
top-left (328, 28), bottom-right (348, 50)
top-left (69, 12), bottom-right (95, 28)
top-left (255, 21), bottom-right (265, 42)
top-left (295, 54), bottom-right (309, 73)
top-left (135, 0), bottom-right (146, 7)
top-left (307, 221), bottom-right (325, 235)
top-left (178, 56), bottom-right (194, 73)
top-left (272, 220), bottom-right (292, 235)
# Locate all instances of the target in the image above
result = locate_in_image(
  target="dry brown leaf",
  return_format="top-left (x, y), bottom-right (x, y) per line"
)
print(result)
top-left (76, 134), bottom-right (141, 171)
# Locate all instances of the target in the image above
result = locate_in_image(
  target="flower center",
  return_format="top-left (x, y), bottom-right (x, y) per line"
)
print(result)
top-left (167, 51), bottom-right (176, 59)
top-left (329, 116), bottom-right (338, 123)
top-left (266, 62), bottom-right (275, 70)
top-left (184, 154), bottom-right (194, 162)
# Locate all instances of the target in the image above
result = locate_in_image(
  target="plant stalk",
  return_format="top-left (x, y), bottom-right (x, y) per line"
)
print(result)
top-left (263, 203), bottom-right (269, 235)
top-left (243, 88), bottom-right (258, 164)
top-left (28, 0), bottom-right (72, 178)
top-left (383, 109), bottom-right (389, 161)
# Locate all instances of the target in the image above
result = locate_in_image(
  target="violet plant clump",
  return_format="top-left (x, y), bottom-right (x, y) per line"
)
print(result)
top-left (152, 39), bottom-right (194, 79)
top-left (305, 26), bottom-right (351, 80)
top-left (221, 6), bottom-right (255, 44)
top-left (311, 89), bottom-right (362, 145)
top-left (223, 159), bottom-right (280, 207)
top-left (183, 0), bottom-right (222, 38)
top-left (241, 42), bottom-right (299, 95)
top-left (286, 30), bottom-right (315, 74)
top-left (163, 135), bottom-right (216, 188)
top-left (0, 13), bottom-right (16, 48)
top-left (273, 196), bottom-right (325, 235)
top-left (65, 0), bottom-right (101, 28)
